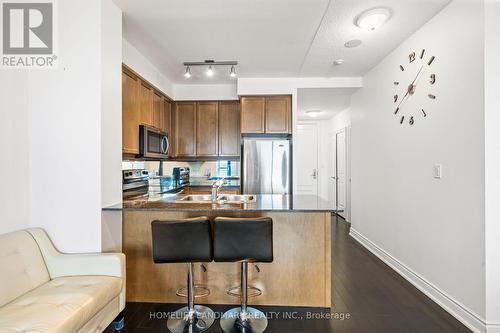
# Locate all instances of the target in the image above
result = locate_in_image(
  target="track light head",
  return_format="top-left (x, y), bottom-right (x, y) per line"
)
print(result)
top-left (229, 65), bottom-right (237, 78)
top-left (184, 66), bottom-right (192, 78)
top-left (206, 65), bottom-right (214, 77)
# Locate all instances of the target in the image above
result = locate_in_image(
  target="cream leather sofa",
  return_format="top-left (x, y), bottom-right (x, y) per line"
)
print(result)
top-left (0, 229), bottom-right (125, 333)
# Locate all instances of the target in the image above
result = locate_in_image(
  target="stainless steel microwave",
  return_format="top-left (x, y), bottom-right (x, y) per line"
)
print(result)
top-left (139, 125), bottom-right (169, 159)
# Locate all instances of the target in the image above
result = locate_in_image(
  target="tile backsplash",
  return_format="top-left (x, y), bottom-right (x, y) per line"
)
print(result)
top-left (122, 160), bottom-right (240, 178)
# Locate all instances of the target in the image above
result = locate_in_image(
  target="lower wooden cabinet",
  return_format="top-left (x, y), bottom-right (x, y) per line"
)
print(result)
top-left (186, 186), bottom-right (240, 195)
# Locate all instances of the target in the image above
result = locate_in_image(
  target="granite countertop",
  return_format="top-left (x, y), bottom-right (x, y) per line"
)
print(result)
top-left (103, 194), bottom-right (336, 212)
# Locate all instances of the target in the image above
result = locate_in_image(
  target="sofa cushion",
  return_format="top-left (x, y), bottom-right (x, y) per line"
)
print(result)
top-left (0, 276), bottom-right (122, 333)
top-left (0, 230), bottom-right (50, 307)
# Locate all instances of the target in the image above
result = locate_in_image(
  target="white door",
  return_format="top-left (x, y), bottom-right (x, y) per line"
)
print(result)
top-left (296, 123), bottom-right (318, 195)
top-left (336, 129), bottom-right (347, 216)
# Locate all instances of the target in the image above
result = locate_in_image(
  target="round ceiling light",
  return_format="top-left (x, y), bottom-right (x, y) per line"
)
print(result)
top-left (355, 8), bottom-right (391, 31)
top-left (344, 39), bottom-right (362, 48)
top-left (306, 110), bottom-right (321, 117)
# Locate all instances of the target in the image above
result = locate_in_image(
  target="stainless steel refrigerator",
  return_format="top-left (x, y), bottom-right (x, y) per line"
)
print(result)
top-left (242, 138), bottom-right (291, 194)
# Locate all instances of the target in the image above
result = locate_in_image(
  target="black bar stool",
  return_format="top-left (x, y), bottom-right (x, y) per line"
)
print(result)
top-left (151, 217), bottom-right (215, 333)
top-left (213, 217), bottom-right (273, 333)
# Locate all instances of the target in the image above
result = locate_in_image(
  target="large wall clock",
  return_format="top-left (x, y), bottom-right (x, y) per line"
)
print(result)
top-left (393, 49), bottom-right (436, 126)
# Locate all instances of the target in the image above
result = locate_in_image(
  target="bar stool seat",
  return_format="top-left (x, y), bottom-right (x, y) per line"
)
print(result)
top-left (213, 217), bottom-right (273, 333)
top-left (151, 217), bottom-right (215, 333)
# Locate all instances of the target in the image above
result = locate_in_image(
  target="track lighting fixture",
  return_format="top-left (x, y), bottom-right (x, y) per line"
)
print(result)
top-left (183, 60), bottom-right (238, 79)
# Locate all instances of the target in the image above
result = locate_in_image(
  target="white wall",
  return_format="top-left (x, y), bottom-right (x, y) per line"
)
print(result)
top-left (0, 72), bottom-right (30, 234)
top-left (484, 0), bottom-right (500, 331)
top-left (0, 0), bottom-right (123, 253)
top-left (350, 1), bottom-right (485, 331)
top-left (174, 84), bottom-right (238, 101)
top-left (122, 38), bottom-right (175, 98)
top-left (100, 0), bottom-right (123, 253)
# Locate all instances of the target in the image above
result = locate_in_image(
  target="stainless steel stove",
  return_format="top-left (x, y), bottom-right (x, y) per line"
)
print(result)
top-left (122, 169), bottom-right (149, 199)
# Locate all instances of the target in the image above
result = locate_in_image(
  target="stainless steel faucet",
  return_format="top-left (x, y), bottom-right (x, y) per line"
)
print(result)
top-left (211, 178), bottom-right (226, 201)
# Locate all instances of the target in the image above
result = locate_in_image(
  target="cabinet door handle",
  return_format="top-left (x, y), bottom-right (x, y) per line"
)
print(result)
top-left (312, 169), bottom-right (317, 179)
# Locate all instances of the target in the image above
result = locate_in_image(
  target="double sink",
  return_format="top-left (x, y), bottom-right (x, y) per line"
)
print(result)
top-left (176, 194), bottom-right (256, 204)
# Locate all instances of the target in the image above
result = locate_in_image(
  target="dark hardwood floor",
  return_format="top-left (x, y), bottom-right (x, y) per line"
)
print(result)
top-left (105, 215), bottom-right (472, 333)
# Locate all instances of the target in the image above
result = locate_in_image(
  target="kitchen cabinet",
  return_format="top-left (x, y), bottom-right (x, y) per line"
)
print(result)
top-left (218, 101), bottom-right (240, 157)
top-left (122, 69), bottom-right (141, 155)
top-left (174, 102), bottom-right (197, 157)
top-left (240, 96), bottom-right (265, 133)
top-left (240, 95), bottom-right (291, 134)
top-left (152, 91), bottom-right (162, 129)
top-left (187, 186), bottom-right (240, 195)
top-left (139, 83), bottom-right (153, 126)
top-left (196, 102), bottom-right (219, 156)
top-left (266, 95), bottom-right (291, 134)
top-left (122, 65), bottom-right (174, 157)
top-left (161, 98), bottom-right (173, 156)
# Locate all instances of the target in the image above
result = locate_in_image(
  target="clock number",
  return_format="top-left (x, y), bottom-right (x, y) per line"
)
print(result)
top-left (409, 52), bottom-right (416, 63)
top-left (409, 116), bottom-right (415, 125)
top-left (428, 94), bottom-right (436, 99)
top-left (400, 65), bottom-right (405, 71)
top-left (430, 74), bottom-right (436, 84)
top-left (420, 49), bottom-right (425, 59)
top-left (394, 94), bottom-right (398, 103)
top-left (421, 109), bottom-right (427, 117)
top-left (400, 116), bottom-right (405, 124)
top-left (394, 81), bottom-right (399, 85)
top-left (394, 107), bottom-right (400, 114)
top-left (428, 56), bottom-right (435, 66)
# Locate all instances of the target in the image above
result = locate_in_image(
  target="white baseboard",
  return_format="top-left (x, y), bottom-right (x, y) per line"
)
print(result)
top-left (349, 227), bottom-right (487, 333)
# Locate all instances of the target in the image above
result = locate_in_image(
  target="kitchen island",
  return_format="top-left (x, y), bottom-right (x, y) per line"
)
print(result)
top-left (104, 194), bottom-right (334, 308)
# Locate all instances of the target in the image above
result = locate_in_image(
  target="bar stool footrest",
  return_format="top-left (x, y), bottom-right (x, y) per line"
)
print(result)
top-left (176, 285), bottom-right (210, 298)
top-left (227, 285), bottom-right (262, 298)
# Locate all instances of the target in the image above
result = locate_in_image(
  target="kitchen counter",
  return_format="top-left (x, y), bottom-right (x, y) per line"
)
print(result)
top-left (103, 194), bottom-right (336, 212)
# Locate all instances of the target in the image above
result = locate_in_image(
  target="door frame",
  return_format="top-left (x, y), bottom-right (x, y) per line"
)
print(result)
top-left (294, 121), bottom-right (320, 196)
top-left (333, 126), bottom-right (351, 221)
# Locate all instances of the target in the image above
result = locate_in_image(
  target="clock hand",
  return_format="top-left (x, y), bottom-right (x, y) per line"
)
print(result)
top-left (412, 65), bottom-right (426, 87)
top-left (411, 65), bottom-right (424, 86)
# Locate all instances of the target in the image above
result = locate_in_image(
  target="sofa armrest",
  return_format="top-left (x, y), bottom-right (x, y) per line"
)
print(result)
top-left (26, 228), bottom-right (125, 279)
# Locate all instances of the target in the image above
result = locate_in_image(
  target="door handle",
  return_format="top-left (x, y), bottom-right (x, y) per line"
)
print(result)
top-left (312, 169), bottom-right (317, 179)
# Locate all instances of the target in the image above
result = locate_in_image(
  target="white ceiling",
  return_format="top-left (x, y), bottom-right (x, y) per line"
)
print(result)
top-left (297, 88), bottom-right (357, 120)
top-left (114, 0), bottom-right (450, 84)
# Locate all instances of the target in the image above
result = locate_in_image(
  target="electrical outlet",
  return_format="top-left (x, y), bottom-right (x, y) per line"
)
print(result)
top-left (433, 164), bottom-right (442, 179)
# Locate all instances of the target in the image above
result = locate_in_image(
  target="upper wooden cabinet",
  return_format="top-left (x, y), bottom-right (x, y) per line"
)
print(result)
top-left (152, 91), bottom-right (162, 129)
top-left (240, 96), bottom-right (265, 133)
top-left (240, 95), bottom-right (291, 134)
top-left (139, 83), bottom-right (153, 126)
top-left (122, 65), bottom-right (173, 157)
top-left (218, 101), bottom-right (240, 156)
top-left (266, 96), bottom-right (291, 134)
top-left (196, 102), bottom-right (219, 157)
top-left (122, 70), bottom-right (141, 155)
top-left (174, 102), bottom-right (197, 157)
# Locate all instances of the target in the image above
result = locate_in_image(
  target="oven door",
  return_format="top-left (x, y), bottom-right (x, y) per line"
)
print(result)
top-left (139, 125), bottom-right (169, 159)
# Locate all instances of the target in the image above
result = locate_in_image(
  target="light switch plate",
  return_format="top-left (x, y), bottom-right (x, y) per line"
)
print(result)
top-left (433, 164), bottom-right (442, 179)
